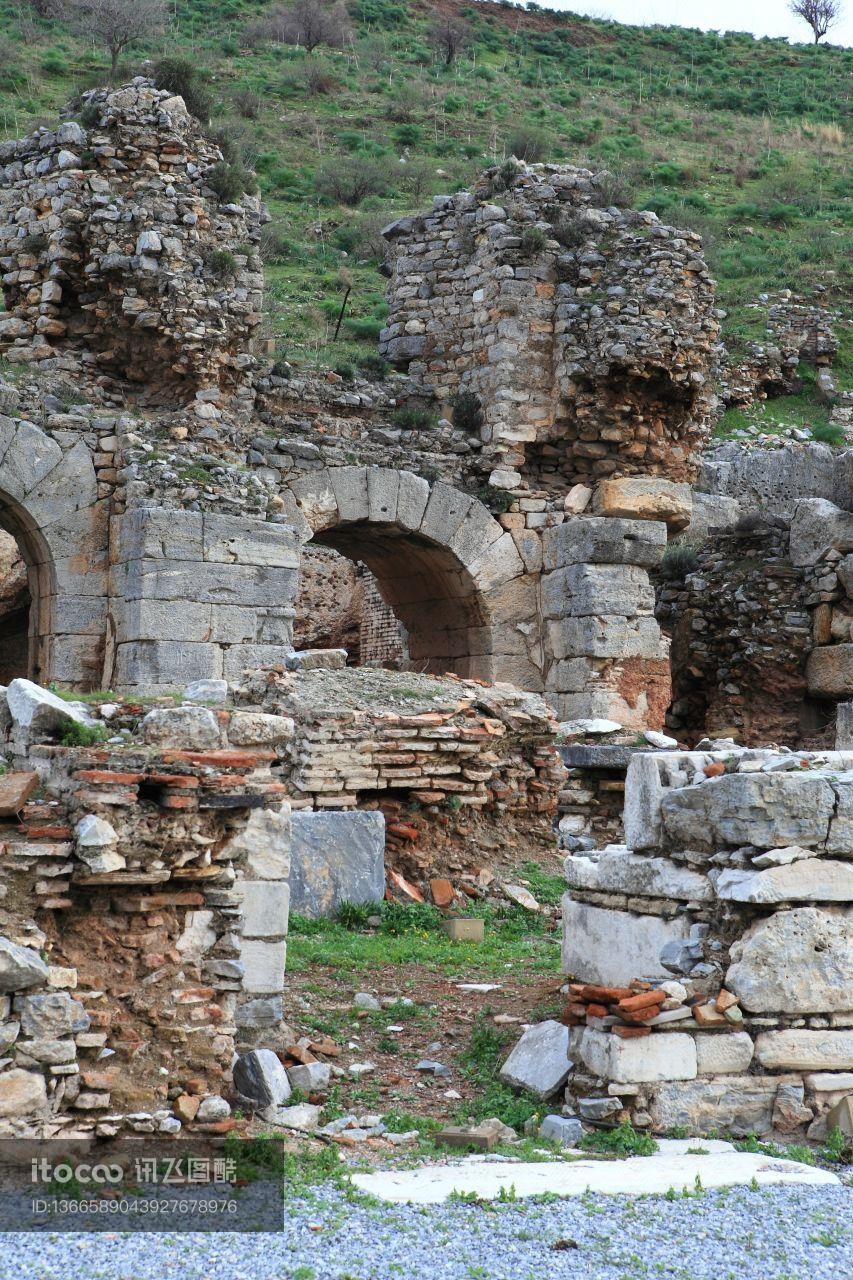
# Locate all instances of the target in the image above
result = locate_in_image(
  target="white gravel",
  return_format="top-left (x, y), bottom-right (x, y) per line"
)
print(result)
top-left (1, 1183), bottom-right (850, 1280)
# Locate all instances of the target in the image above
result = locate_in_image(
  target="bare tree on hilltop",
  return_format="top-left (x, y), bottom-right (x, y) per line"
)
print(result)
top-left (430, 17), bottom-right (470, 67)
top-left (789, 0), bottom-right (843, 42)
top-left (251, 0), bottom-right (353, 53)
top-left (64, 0), bottom-right (168, 76)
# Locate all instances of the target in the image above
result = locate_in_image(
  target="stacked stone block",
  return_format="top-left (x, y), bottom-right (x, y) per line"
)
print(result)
top-left (542, 516), bottom-right (671, 729)
top-left (561, 745), bottom-right (853, 1136)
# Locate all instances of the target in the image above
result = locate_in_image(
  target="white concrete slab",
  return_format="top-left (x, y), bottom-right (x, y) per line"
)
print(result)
top-left (351, 1144), bottom-right (840, 1204)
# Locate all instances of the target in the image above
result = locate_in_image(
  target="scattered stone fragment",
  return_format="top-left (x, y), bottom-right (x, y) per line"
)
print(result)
top-left (233, 1049), bottom-right (292, 1108)
top-left (539, 1115), bottom-right (583, 1147)
top-left (499, 1020), bottom-right (572, 1099)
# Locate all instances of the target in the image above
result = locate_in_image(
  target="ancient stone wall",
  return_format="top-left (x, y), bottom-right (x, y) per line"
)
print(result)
top-left (380, 162), bottom-right (719, 495)
top-left (0, 81), bottom-right (266, 410)
top-left (561, 746), bottom-right (853, 1137)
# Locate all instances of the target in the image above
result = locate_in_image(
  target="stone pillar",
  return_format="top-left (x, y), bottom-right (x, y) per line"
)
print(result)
top-left (837, 702), bottom-right (853, 749)
top-left (110, 507), bottom-right (299, 688)
top-left (227, 806), bottom-right (291, 1039)
top-left (541, 516), bottom-right (670, 729)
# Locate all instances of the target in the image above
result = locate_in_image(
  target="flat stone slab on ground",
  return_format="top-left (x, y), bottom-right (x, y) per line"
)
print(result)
top-left (499, 1019), bottom-right (572, 1098)
top-left (351, 1141), bottom-right (839, 1203)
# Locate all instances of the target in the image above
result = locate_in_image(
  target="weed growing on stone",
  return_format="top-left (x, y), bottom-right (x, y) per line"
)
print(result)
top-left (579, 1123), bottom-right (659, 1158)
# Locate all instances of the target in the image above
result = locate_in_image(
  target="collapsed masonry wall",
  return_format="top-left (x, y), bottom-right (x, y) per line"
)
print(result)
top-left (0, 81), bottom-right (266, 407)
top-left (0, 687), bottom-right (296, 1133)
top-left (561, 747), bottom-right (853, 1138)
top-left (380, 162), bottom-right (719, 495)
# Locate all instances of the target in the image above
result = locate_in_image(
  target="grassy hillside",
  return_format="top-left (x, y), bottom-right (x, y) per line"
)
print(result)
top-left (1, 0), bottom-right (851, 377)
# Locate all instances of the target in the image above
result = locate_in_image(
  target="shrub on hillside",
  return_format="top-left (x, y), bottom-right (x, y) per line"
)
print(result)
top-left (315, 155), bottom-right (393, 206)
top-left (152, 56), bottom-right (213, 122)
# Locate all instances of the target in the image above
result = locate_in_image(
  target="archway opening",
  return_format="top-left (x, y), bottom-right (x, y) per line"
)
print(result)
top-left (0, 491), bottom-right (54, 685)
top-left (295, 522), bottom-right (491, 679)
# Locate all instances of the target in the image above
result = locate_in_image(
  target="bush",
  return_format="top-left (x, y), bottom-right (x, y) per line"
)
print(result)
top-left (520, 225), bottom-right (548, 255)
top-left (60, 722), bottom-right (108, 748)
top-left (580, 1122), bottom-right (658, 1158)
top-left (451, 390), bottom-right (484, 435)
top-left (203, 248), bottom-right (237, 277)
top-left (810, 421), bottom-right (846, 446)
top-left (260, 223), bottom-right (295, 263)
top-left (152, 57), bottom-right (213, 123)
top-left (205, 161), bottom-right (249, 203)
top-left (315, 156), bottom-right (393, 206)
top-left (232, 87), bottom-right (262, 120)
top-left (358, 354), bottom-right (390, 380)
top-left (506, 127), bottom-right (548, 163)
top-left (392, 406), bottom-right (439, 430)
top-left (659, 541), bottom-right (700, 581)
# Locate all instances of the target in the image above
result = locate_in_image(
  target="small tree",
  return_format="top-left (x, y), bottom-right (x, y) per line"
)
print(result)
top-left (789, 0), bottom-right (843, 42)
top-left (251, 0), bottom-right (352, 53)
top-left (429, 17), bottom-right (469, 67)
top-left (64, 0), bottom-right (168, 76)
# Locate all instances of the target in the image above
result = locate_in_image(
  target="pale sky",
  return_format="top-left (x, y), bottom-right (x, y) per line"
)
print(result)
top-left (528, 0), bottom-right (853, 47)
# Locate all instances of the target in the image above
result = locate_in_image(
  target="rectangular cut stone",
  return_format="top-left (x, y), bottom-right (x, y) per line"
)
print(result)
top-left (695, 1032), bottom-right (754, 1075)
top-left (239, 881), bottom-right (290, 940)
top-left (118, 507), bottom-right (203, 562)
top-left (543, 517), bottom-right (667, 570)
top-left (563, 850), bottom-right (712, 901)
top-left (202, 514), bottom-right (300, 568)
top-left (543, 563), bottom-right (655, 620)
top-left (649, 1078), bottom-right (777, 1136)
top-left (547, 615), bottom-right (666, 661)
top-left (561, 896), bottom-right (691, 986)
top-left (290, 811), bottom-right (386, 918)
top-left (574, 1026), bottom-right (697, 1083)
top-left (660, 773), bottom-right (836, 851)
top-left (624, 753), bottom-right (665, 851)
top-left (239, 940), bottom-right (287, 994)
top-left (755, 1030), bottom-right (853, 1071)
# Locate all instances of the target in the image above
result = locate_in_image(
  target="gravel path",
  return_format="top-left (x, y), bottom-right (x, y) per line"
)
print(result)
top-left (1, 1183), bottom-right (850, 1280)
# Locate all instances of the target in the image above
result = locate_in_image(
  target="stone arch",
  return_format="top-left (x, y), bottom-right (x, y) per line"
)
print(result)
top-left (0, 420), bottom-right (109, 688)
top-left (281, 467), bottom-right (542, 689)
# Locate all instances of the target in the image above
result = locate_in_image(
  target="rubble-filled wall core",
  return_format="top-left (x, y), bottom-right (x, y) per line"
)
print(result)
top-left (380, 163), bottom-right (719, 495)
top-left (0, 81), bottom-right (266, 407)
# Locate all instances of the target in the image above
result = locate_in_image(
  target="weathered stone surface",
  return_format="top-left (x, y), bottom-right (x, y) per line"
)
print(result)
top-left (544, 563), bottom-right (655, 620)
top-left (594, 478), bottom-right (692, 530)
top-left (539, 1114), bottom-right (583, 1147)
top-left (0, 772), bottom-right (38, 817)
top-left (661, 773), bottom-right (836, 851)
top-left (726, 908), bottom-right (852, 1014)
top-left (233, 1049), bottom-right (292, 1108)
top-left (290, 811), bottom-right (385, 918)
top-left (0, 1068), bottom-right (47, 1117)
top-left (562, 896), bottom-right (691, 985)
top-left (649, 1078), bottom-right (777, 1136)
top-left (694, 1032), bottom-right (754, 1076)
top-left (715, 859), bottom-right (853, 903)
top-left (286, 1061), bottom-right (331, 1093)
top-left (772, 1082), bottom-right (814, 1132)
top-left (227, 711), bottom-right (294, 746)
top-left (789, 498), bottom-right (853, 567)
top-left (239, 940), bottom-right (286, 994)
top-left (807, 646), bottom-right (853, 699)
top-left (15, 992), bottom-right (90, 1038)
top-left (239, 881), bottom-right (289, 940)
top-left (545, 517), bottom-right (666, 570)
top-left (196, 1095), bottom-right (231, 1122)
top-left (75, 814), bottom-right (125, 874)
top-left (837, 703), bottom-right (853, 750)
top-left (755, 1030), bottom-right (853, 1071)
top-left (574, 1027), bottom-right (697, 1083)
top-left (564, 849), bottom-right (712, 901)
top-left (0, 938), bottom-right (49, 992)
top-left (6, 679), bottom-right (91, 737)
top-left (623, 753), bottom-right (664, 851)
top-left (263, 1102), bottom-right (322, 1131)
top-left (223, 807), bottom-right (290, 881)
top-left (499, 1020), bottom-right (572, 1098)
top-left (140, 706), bottom-right (221, 749)
top-left (184, 679), bottom-right (228, 704)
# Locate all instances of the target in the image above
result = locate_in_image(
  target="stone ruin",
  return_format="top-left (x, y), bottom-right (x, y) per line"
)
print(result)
top-left (0, 84), bottom-right (850, 1138)
top-left (0, 80), bottom-right (266, 408)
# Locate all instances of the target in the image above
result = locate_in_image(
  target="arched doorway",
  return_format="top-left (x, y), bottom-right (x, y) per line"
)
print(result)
top-left (282, 467), bottom-right (543, 688)
top-left (0, 488), bottom-right (54, 684)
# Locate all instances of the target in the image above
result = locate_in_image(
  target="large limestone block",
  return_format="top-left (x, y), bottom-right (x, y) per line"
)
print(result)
top-left (790, 498), bottom-right (853, 567)
top-left (0, 1068), bottom-right (48, 1118)
top-left (660, 773), bottom-right (836, 851)
top-left (0, 938), bottom-right (49, 992)
top-left (543, 563), bottom-right (655, 620)
top-left (499, 1020), bottom-right (572, 1098)
top-left (807, 646), bottom-right (853, 699)
top-left (202, 514), bottom-right (300, 568)
top-left (547, 615), bottom-right (666, 661)
top-left (564, 850), bottom-right (712, 901)
top-left (366, 467), bottom-right (401, 525)
top-left (725, 908), bottom-right (853, 1013)
top-left (695, 1032), bottom-right (754, 1076)
top-left (827, 777), bottom-right (853, 855)
top-left (290, 811), bottom-right (385, 918)
top-left (140, 705), bottom-right (221, 749)
top-left (755, 1030), bottom-right (853, 1071)
top-left (543, 517), bottom-right (667, 571)
top-left (227, 711), bottom-right (294, 746)
top-left (562, 897), bottom-right (691, 985)
top-left (594, 477), bottom-right (692, 531)
top-left (624, 753), bottom-right (664, 851)
top-left (715, 859), bottom-right (853, 903)
top-left (649, 1078), bottom-right (777, 1136)
top-left (329, 466), bottom-right (369, 524)
top-left (837, 703), bottom-right (853, 750)
top-left (239, 939), bottom-right (286, 994)
top-left (6, 679), bottom-right (92, 737)
top-left (575, 1026), bottom-right (697, 1083)
top-left (224, 808), bottom-right (291, 881)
